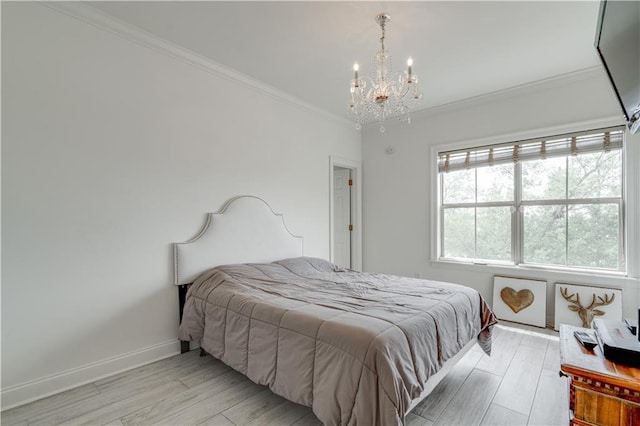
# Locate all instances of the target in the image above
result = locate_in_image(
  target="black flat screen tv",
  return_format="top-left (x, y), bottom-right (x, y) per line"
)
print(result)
top-left (595, 0), bottom-right (640, 134)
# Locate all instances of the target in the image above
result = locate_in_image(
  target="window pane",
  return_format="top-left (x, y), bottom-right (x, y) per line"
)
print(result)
top-left (477, 164), bottom-right (514, 202)
top-left (568, 204), bottom-right (619, 269)
top-left (442, 169), bottom-right (474, 204)
top-left (522, 157), bottom-right (566, 201)
top-left (443, 208), bottom-right (474, 259)
top-left (477, 207), bottom-right (512, 261)
top-left (523, 205), bottom-right (566, 265)
top-left (568, 151), bottom-right (622, 199)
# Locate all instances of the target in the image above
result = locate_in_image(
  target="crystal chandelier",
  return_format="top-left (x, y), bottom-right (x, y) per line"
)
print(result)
top-left (348, 13), bottom-right (423, 132)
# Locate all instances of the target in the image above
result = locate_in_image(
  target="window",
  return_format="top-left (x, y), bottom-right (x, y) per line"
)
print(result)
top-left (437, 127), bottom-right (625, 272)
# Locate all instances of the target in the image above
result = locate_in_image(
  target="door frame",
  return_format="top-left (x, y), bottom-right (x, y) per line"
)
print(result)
top-left (329, 156), bottom-right (362, 271)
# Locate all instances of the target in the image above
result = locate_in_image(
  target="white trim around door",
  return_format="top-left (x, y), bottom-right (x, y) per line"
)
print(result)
top-left (329, 156), bottom-right (362, 271)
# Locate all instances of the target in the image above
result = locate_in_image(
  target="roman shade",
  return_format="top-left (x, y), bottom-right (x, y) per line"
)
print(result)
top-left (438, 126), bottom-right (624, 173)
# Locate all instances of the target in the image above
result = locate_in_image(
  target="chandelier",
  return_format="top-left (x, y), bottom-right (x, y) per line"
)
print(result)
top-left (348, 13), bottom-right (423, 132)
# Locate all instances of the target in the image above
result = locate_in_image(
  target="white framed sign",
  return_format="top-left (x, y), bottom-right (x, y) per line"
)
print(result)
top-left (554, 283), bottom-right (622, 330)
top-left (492, 275), bottom-right (547, 328)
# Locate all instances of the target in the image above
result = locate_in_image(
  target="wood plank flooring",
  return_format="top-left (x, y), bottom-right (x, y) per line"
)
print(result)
top-left (2, 322), bottom-right (569, 425)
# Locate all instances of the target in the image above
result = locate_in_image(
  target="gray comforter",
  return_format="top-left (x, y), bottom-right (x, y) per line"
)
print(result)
top-left (178, 257), bottom-right (496, 425)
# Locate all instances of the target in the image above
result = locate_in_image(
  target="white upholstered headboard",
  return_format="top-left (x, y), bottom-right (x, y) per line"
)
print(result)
top-left (173, 196), bottom-right (303, 285)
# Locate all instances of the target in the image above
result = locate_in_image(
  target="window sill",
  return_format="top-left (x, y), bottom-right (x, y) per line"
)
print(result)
top-left (430, 258), bottom-right (632, 286)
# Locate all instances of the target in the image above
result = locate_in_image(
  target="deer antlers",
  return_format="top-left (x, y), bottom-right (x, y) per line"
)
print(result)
top-left (560, 287), bottom-right (580, 307)
top-left (560, 287), bottom-right (615, 328)
top-left (589, 293), bottom-right (615, 311)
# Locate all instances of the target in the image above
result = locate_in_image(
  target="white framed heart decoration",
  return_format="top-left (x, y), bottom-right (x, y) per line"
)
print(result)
top-left (492, 275), bottom-right (547, 328)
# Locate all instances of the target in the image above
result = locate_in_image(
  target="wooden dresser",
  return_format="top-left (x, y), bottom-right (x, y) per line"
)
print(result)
top-left (559, 324), bottom-right (640, 425)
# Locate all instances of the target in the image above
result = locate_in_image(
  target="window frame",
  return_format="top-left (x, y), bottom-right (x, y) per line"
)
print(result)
top-left (432, 123), bottom-right (627, 274)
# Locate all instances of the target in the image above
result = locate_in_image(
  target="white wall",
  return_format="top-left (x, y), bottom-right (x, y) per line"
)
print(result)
top-left (362, 69), bottom-right (640, 325)
top-left (1, 2), bottom-right (360, 408)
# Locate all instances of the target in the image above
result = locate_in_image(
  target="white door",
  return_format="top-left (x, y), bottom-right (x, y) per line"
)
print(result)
top-left (333, 167), bottom-right (351, 268)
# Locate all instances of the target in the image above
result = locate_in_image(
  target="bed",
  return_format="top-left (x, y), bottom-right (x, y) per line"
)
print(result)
top-left (175, 196), bottom-right (496, 425)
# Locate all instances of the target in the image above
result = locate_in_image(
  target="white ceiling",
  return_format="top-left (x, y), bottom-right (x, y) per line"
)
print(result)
top-left (88, 1), bottom-right (604, 121)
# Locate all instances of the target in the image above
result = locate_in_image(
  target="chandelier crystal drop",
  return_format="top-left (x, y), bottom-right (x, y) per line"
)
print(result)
top-left (348, 13), bottom-right (423, 132)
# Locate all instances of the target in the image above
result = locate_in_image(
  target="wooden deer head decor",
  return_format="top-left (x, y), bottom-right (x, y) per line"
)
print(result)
top-left (560, 287), bottom-right (616, 328)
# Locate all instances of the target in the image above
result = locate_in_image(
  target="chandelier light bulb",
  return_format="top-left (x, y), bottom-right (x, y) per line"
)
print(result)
top-left (347, 13), bottom-right (423, 132)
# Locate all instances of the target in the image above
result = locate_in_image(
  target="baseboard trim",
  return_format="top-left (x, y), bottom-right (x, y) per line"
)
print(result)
top-left (1, 339), bottom-right (181, 411)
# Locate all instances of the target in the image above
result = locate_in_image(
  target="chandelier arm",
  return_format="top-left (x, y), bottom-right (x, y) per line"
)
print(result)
top-left (397, 80), bottom-right (410, 98)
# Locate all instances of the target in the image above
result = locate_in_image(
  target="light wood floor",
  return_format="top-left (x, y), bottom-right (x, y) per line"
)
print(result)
top-left (2, 322), bottom-right (568, 425)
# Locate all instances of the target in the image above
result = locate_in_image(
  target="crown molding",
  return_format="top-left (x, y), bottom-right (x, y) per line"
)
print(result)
top-left (364, 66), bottom-right (606, 131)
top-left (427, 66), bottom-right (604, 116)
top-left (40, 1), bottom-right (354, 128)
